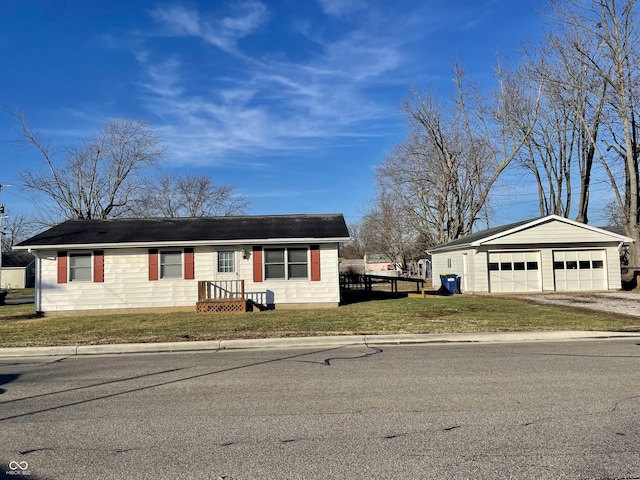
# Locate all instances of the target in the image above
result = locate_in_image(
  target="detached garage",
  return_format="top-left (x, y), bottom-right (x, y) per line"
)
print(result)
top-left (430, 215), bottom-right (633, 293)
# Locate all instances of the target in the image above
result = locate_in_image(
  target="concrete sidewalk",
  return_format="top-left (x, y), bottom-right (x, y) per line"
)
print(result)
top-left (1, 330), bottom-right (639, 357)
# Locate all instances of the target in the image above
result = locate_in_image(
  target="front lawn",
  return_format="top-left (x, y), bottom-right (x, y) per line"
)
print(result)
top-left (1, 295), bottom-right (639, 347)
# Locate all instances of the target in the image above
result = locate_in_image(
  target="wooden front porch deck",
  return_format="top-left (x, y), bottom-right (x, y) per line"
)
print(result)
top-left (197, 280), bottom-right (249, 314)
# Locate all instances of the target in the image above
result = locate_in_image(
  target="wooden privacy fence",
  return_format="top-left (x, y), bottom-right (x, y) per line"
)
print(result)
top-left (197, 280), bottom-right (247, 314)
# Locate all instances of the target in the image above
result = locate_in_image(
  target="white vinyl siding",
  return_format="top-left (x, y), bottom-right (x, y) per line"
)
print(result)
top-left (482, 220), bottom-right (624, 245)
top-left (36, 243), bottom-right (342, 312)
top-left (431, 218), bottom-right (627, 293)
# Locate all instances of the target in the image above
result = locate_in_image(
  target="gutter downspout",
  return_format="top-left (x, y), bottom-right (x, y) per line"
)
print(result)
top-left (29, 249), bottom-right (42, 313)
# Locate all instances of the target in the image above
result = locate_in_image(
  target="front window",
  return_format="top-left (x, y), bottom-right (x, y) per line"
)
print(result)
top-left (218, 250), bottom-right (235, 273)
top-left (69, 253), bottom-right (91, 281)
top-left (288, 248), bottom-right (308, 278)
top-left (160, 251), bottom-right (182, 278)
top-left (265, 249), bottom-right (286, 279)
top-left (264, 248), bottom-right (308, 280)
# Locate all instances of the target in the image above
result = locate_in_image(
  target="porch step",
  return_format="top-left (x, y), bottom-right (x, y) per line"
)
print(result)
top-left (196, 299), bottom-right (249, 314)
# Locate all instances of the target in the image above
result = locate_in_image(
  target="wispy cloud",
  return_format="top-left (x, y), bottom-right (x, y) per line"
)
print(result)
top-left (316, 0), bottom-right (366, 17)
top-left (150, 2), bottom-right (268, 54)
top-left (132, 2), bottom-right (426, 166)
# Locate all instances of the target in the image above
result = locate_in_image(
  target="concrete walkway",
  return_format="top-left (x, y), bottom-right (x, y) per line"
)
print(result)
top-left (1, 330), bottom-right (639, 357)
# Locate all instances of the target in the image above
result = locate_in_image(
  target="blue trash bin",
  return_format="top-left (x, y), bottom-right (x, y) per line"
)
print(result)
top-left (439, 274), bottom-right (459, 295)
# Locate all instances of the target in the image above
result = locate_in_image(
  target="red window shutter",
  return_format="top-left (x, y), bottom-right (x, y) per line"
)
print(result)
top-left (93, 251), bottom-right (104, 283)
top-left (57, 251), bottom-right (68, 284)
top-left (184, 248), bottom-right (195, 280)
top-left (310, 245), bottom-right (321, 281)
top-left (149, 249), bottom-right (159, 281)
top-left (252, 246), bottom-right (263, 283)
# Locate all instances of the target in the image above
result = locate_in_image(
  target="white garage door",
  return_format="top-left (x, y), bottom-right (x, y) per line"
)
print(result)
top-left (488, 251), bottom-right (541, 293)
top-left (553, 250), bottom-right (607, 291)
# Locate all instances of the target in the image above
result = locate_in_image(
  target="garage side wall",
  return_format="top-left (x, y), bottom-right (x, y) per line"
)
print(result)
top-left (431, 249), bottom-right (475, 292)
top-left (433, 242), bottom-right (624, 293)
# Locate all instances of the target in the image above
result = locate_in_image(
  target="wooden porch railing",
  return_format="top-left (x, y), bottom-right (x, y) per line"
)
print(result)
top-left (198, 280), bottom-right (245, 301)
top-left (197, 280), bottom-right (247, 314)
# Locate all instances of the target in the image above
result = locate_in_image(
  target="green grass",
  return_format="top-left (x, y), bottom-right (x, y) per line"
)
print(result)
top-left (1, 294), bottom-right (639, 348)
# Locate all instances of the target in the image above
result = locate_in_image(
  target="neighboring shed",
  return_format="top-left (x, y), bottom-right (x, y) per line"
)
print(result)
top-left (364, 253), bottom-right (399, 276)
top-left (1, 251), bottom-right (35, 289)
top-left (430, 215), bottom-right (633, 293)
top-left (13, 214), bottom-right (350, 314)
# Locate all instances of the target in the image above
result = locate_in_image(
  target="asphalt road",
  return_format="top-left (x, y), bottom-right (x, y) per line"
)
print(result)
top-left (1, 340), bottom-right (639, 479)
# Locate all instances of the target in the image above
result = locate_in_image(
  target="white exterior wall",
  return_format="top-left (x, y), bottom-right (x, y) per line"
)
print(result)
top-left (433, 243), bottom-right (625, 294)
top-left (36, 243), bottom-right (341, 313)
top-left (605, 245), bottom-right (623, 289)
top-left (38, 248), bottom-right (198, 312)
top-left (431, 219), bottom-right (629, 294)
top-left (482, 221), bottom-right (620, 245)
top-left (240, 243), bottom-right (341, 307)
top-left (431, 249), bottom-right (471, 291)
top-left (470, 251), bottom-right (489, 292)
top-left (1, 268), bottom-right (27, 289)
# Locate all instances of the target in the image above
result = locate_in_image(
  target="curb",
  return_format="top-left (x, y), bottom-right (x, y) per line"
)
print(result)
top-left (1, 331), bottom-right (639, 357)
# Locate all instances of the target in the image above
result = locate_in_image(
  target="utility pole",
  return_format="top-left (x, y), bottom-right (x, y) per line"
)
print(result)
top-left (0, 184), bottom-right (13, 300)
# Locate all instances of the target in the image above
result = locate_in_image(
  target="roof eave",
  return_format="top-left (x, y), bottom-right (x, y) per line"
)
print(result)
top-left (429, 242), bottom-right (472, 254)
top-left (13, 236), bottom-right (351, 251)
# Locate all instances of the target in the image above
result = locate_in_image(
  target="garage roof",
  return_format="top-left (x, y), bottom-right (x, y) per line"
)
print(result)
top-left (430, 215), bottom-right (634, 253)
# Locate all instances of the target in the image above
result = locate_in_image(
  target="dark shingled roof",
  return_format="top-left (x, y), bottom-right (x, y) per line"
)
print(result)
top-left (16, 214), bottom-right (350, 248)
top-left (431, 218), bottom-right (534, 251)
top-left (2, 251), bottom-right (35, 267)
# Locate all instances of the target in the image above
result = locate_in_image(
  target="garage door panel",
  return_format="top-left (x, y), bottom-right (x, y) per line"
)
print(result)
top-left (488, 252), bottom-right (541, 293)
top-left (553, 250), bottom-right (606, 291)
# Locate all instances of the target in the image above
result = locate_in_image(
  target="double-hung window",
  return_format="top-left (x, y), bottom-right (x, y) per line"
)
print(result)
top-left (287, 248), bottom-right (308, 278)
top-left (69, 253), bottom-right (92, 281)
top-left (264, 248), bottom-right (308, 280)
top-left (160, 251), bottom-right (182, 279)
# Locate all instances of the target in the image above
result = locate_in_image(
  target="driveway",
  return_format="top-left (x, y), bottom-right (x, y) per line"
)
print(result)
top-left (517, 291), bottom-right (640, 318)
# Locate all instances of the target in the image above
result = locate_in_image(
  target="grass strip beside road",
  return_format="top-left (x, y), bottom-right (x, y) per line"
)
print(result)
top-left (1, 296), bottom-right (639, 348)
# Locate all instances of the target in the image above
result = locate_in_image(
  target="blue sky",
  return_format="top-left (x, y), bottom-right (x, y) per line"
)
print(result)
top-left (0, 0), bottom-right (565, 227)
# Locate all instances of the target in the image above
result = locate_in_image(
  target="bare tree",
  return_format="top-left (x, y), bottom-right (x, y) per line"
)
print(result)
top-left (375, 64), bottom-right (538, 247)
top-left (359, 192), bottom-right (426, 268)
top-left (131, 173), bottom-right (250, 217)
top-left (0, 213), bottom-right (38, 252)
top-left (543, 0), bottom-right (640, 265)
top-left (339, 221), bottom-right (367, 259)
top-left (517, 6), bottom-right (608, 224)
top-left (10, 109), bottom-right (166, 222)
